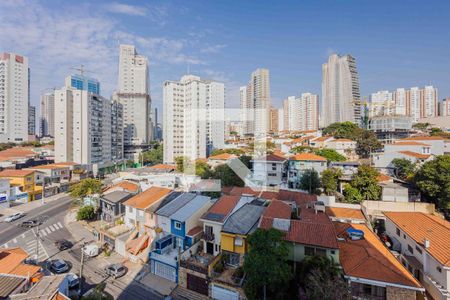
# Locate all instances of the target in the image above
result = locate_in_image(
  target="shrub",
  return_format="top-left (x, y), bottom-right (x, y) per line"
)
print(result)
top-left (76, 205), bottom-right (95, 221)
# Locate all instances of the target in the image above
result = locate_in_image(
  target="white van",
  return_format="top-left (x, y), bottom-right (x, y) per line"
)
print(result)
top-left (82, 244), bottom-right (100, 257)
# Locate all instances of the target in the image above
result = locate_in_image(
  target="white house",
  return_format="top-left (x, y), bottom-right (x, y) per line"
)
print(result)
top-left (207, 153), bottom-right (237, 169)
top-left (373, 141), bottom-right (434, 169)
top-left (251, 153), bottom-right (286, 186)
top-left (384, 212), bottom-right (450, 300)
top-left (287, 153), bottom-right (327, 189)
top-left (324, 138), bottom-right (357, 160)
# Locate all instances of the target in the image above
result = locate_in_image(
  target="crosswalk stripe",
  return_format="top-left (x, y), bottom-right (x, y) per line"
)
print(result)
top-left (49, 225), bottom-right (56, 232)
top-left (57, 222), bottom-right (63, 228)
top-left (46, 228), bottom-right (51, 234)
top-left (26, 240), bottom-right (35, 246)
top-left (41, 230), bottom-right (47, 236)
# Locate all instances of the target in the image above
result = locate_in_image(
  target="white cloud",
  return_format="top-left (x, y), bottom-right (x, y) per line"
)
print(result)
top-left (200, 44), bottom-right (227, 54)
top-left (106, 3), bottom-right (148, 16)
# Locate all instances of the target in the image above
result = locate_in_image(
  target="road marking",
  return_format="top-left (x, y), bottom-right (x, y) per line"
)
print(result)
top-left (46, 228), bottom-right (51, 234)
top-left (12, 238), bottom-right (17, 243)
top-left (49, 225), bottom-right (56, 231)
top-left (57, 222), bottom-right (63, 228)
top-left (40, 230), bottom-right (47, 237)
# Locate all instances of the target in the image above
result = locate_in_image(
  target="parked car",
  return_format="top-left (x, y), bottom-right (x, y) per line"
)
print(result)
top-left (19, 219), bottom-right (42, 227)
top-left (5, 212), bottom-right (25, 222)
top-left (105, 264), bottom-right (127, 279)
top-left (82, 244), bottom-right (100, 257)
top-left (55, 239), bottom-right (73, 251)
top-left (67, 273), bottom-right (80, 289)
top-left (50, 259), bottom-right (70, 274)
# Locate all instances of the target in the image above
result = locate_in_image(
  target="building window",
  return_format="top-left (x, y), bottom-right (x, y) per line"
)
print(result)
top-left (235, 236), bottom-right (243, 246)
top-left (415, 245), bottom-right (422, 254)
top-left (437, 267), bottom-right (442, 273)
top-left (396, 228), bottom-right (400, 236)
top-left (304, 246), bottom-right (315, 256)
top-left (174, 221), bottom-right (182, 230)
top-left (408, 245), bottom-right (414, 254)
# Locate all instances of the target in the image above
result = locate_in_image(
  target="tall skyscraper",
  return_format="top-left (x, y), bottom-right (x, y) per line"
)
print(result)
top-left (322, 54), bottom-right (360, 127)
top-left (65, 74), bottom-right (100, 94)
top-left (247, 68), bottom-right (271, 136)
top-left (163, 75), bottom-right (225, 163)
top-left (28, 105), bottom-right (36, 136)
top-left (370, 90), bottom-right (394, 117)
top-left (40, 92), bottom-right (55, 137)
top-left (269, 106), bottom-right (279, 133)
top-left (0, 52), bottom-right (30, 143)
top-left (54, 79), bottom-right (123, 165)
top-left (283, 93), bottom-right (319, 132)
top-left (240, 86), bottom-right (252, 135)
top-left (114, 44), bottom-right (151, 160)
top-left (441, 98), bottom-right (450, 116)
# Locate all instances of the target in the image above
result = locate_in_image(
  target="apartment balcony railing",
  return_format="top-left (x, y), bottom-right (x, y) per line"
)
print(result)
top-left (201, 232), bottom-right (214, 241)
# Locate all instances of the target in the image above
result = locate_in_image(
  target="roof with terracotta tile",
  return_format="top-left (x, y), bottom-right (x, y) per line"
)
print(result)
top-left (201, 195), bottom-right (241, 223)
top-left (383, 212), bottom-right (450, 267)
top-left (312, 136), bottom-right (333, 142)
top-left (123, 186), bottom-right (172, 210)
top-left (223, 187), bottom-right (317, 206)
top-left (187, 226), bottom-right (203, 236)
top-left (0, 147), bottom-right (36, 161)
top-left (253, 153), bottom-right (286, 162)
top-left (148, 164), bottom-right (176, 171)
top-left (398, 151), bottom-right (431, 159)
top-left (402, 136), bottom-right (446, 141)
top-left (105, 181), bottom-right (140, 194)
top-left (27, 164), bottom-right (67, 170)
top-left (51, 162), bottom-right (78, 166)
top-left (290, 153), bottom-right (327, 161)
top-left (0, 169), bottom-right (35, 177)
top-left (377, 174), bottom-right (392, 182)
top-left (325, 207), bottom-right (365, 220)
top-left (329, 138), bottom-right (354, 142)
top-left (263, 200), bottom-right (292, 219)
top-left (0, 248), bottom-right (40, 277)
top-left (334, 222), bottom-right (422, 289)
top-left (392, 141), bottom-right (431, 146)
top-left (208, 153), bottom-right (237, 160)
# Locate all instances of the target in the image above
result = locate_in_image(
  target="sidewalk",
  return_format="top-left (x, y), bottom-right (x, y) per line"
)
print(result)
top-left (0, 193), bottom-right (70, 219)
top-left (64, 209), bottom-right (96, 245)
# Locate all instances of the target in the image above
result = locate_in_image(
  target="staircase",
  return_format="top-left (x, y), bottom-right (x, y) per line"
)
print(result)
top-left (170, 286), bottom-right (209, 300)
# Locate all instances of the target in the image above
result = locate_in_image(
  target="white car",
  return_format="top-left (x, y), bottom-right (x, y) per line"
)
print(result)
top-left (5, 212), bottom-right (25, 222)
top-left (82, 244), bottom-right (100, 257)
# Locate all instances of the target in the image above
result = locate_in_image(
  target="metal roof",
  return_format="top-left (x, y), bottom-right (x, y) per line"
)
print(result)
top-left (0, 274), bottom-right (26, 298)
top-left (222, 203), bottom-right (265, 235)
top-left (171, 195), bottom-right (211, 222)
top-left (155, 193), bottom-right (196, 217)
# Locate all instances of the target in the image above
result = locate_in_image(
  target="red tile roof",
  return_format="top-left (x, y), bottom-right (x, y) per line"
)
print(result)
top-left (263, 200), bottom-right (292, 219)
top-left (201, 195), bottom-right (241, 222)
top-left (334, 222), bottom-right (422, 289)
top-left (392, 141), bottom-right (430, 146)
top-left (312, 136), bottom-right (333, 142)
top-left (384, 212), bottom-right (450, 267)
top-left (148, 164), bottom-right (176, 171)
top-left (325, 207), bottom-right (365, 220)
top-left (290, 153), bottom-right (327, 161)
top-left (0, 169), bottom-right (35, 177)
top-left (187, 226), bottom-right (203, 236)
top-left (105, 181), bottom-right (140, 193)
top-left (398, 151), bottom-right (431, 159)
top-left (0, 147), bottom-right (36, 161)
top-left (223, 187), bottom-right (317, 206)
top-left (208, 153), bottom-right (237, 160)
top-left (377, 174), bottom-right (392, 182)
top-left (402, 136), bottom-right (445, 141)
top-left (330, 138), bottom-right (354, 142)
top-left (123, 186), bottom-right (172, 210)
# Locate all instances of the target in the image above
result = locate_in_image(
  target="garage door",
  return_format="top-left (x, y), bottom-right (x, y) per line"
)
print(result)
top-left (187, 273), bottom-right (208, 296)
top-left (151, 260), bottom-right (177, 282)
top-left (211, 284), bottom-right (239, 300)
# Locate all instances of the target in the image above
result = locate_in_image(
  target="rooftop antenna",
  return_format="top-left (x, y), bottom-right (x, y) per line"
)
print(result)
top-left (71, 64), bottom-right (88, 76)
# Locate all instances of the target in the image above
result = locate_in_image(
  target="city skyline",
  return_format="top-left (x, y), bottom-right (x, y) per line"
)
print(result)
top-left (1, 0), bottom-right (450, 117)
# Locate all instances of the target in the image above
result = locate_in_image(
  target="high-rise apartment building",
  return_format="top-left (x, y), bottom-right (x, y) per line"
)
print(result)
top-left (114, 44), bottom-right (151, 160)
top-left (240, 86), bottom-right (253, 135)
top-left (277, 108), bottom-right (284, 132)
top-left (0, 52), bottom-right (30, 143)
top-left (370, 86), bottom-right (438, 122)
top-left (40, 92), bottom-right (55, 137)
top-left (248, 68), bottom-right (271, 136)
top-left (28, 105), bottom-right (36, 136)
top-left (65, 74), bottom-right (100, 94)
top-left (269, 106), bottom-right (279, 133)
top-left (282, 93), bottom-right (319, 132)
top-left (54, 81), bottom-right (123, 165)
top-left (163, 75), bottom-right (225, 163)
top-left (441, 98), bottom-right (450, 116)
top-left (322, 54), bottom-right (360, 127)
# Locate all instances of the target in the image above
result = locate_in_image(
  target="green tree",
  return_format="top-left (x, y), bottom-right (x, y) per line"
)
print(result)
top-left (314, 148), bottom-right (346, 162)
top-left (290, 146), bottom-right (312, 154)
top-left (212, 164), bottom-right (244, 187)
top-left (175, 156), bottom-right (194, 173)
top-left (244, 228), bottom-right (293, 300)
top-left (299, 169), bottom-right (321, 194)
top-left (355, 130), bottom-right (382, 158)
top-left (412, 122), bottom-right (430, 132)
top-left (70, 178), bottom-right (102, 199)
top-left (348, 165), bottom-right (381, 201)
top-left (321, 168), bottom-right (343, 195)
top-left (343, 185), bottom-right (363, 203)
top-left (414, 155), bottom-right (450, 217)
top-left (210, 148), bottom-right (244, 156)
top-left (322, 122), bottom-right (362, 140)
top-left (195, 160), bottom-right (213, 179)
top-left (142, 144), bottom-right (163, 165)
top-left (239, 155), bottom-right (252, 169)
top-left (76, 205), bottom-right (95, 221)
top-left (391, 158), bottom-right (416, 181)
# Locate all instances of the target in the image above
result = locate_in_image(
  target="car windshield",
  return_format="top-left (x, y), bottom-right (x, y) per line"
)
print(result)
top-left (54, 261), bottom-right (65, 268)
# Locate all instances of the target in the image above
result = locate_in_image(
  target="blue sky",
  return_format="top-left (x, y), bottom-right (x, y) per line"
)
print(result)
top-left (1, 0), bottom-right (450, 116)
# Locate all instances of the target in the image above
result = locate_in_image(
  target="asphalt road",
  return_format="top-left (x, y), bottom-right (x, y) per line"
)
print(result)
top-left (0, 196), bottom-right (73, 245)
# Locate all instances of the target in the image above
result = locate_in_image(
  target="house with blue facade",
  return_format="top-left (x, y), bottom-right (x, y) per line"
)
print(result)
top-left (149, 193), bottom-right (213, 282)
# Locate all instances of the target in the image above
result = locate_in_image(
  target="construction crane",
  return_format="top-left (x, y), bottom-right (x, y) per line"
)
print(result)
top-left (70, 64), bottom-right (91, 76)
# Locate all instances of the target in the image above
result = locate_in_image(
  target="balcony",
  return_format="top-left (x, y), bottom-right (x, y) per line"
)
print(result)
top-left (423, 273), bottom-right (450, 299)
top-left (201, 232), bottom-right (214, 241)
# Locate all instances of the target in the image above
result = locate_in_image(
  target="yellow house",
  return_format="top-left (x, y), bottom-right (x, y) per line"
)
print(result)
top-left (0, 169), bottom-right (41, 201)
top-left (220, 203), bottom-right (265, 263)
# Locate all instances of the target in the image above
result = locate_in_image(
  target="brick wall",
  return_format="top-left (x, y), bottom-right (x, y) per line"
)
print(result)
top-left (386, 286), bottom-right (418, 300)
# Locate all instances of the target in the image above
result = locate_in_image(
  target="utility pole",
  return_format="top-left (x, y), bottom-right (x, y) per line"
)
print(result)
top-left (34, 225), bottom-right (40, 261)
top-left (79, 242), bottom-right (85, 296)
